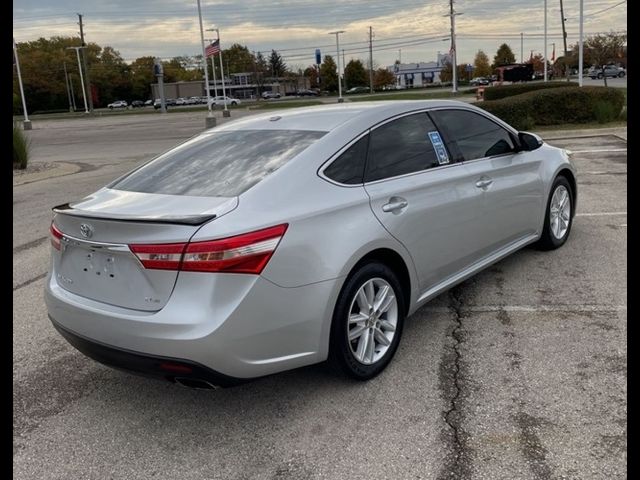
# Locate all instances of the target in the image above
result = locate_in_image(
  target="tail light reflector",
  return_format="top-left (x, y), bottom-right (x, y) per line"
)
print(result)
top-left (50, 223), bottom-right (63, 250)
top-left (129, 224), bottom-right (287, 275)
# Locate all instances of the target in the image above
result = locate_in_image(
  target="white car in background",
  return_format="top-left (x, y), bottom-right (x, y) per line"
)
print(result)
top-left (209, 96), bottom-right (241, 106)
top-left (107, 100), bottom-right (128, 109)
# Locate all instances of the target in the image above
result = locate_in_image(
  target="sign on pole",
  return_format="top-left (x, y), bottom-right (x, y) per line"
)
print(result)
top-left (315, 49), bottom-right (321, 66)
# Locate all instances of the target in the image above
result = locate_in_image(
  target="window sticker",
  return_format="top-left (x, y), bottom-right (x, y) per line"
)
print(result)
top-left (428, 131), bottom-right (449, 165)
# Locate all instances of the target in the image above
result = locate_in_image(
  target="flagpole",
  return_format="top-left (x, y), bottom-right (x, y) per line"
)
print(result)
top-left (215, 28), bottom-right (230, 117)
top-left (196, 0), bottom-right (214, 127)
top-left (13, 37), bottom-right (32, 130)
top-left (211, 51), bottom-right (218, 97)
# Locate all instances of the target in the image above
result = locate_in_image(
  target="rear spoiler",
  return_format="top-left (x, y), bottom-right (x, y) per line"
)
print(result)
top-left (52, 203), bottom-right (217, 226)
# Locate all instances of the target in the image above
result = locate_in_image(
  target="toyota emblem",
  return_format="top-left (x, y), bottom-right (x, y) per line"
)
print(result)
top-left (79, 223), bottom-right (94, 238)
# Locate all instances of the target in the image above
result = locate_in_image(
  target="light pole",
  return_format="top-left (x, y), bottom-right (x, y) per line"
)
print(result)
top-left (13, 37), bottom-right (31, 130)
top-left (328, 30), bottom-right (345, 102)
top-left (196, 0), bottom-right (215, 127)
top-left (67, 46), bottom-right (89, 113)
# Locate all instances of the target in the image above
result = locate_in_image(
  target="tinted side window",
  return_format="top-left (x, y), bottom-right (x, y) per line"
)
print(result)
top-left (365, 113), bottom-right (446, 182)
top-left (324, 135), bottom-right (368, 185)
top-left (111, 129), bottom-right (325, 197)
top-left (430, 109), bottom-right (515, 161)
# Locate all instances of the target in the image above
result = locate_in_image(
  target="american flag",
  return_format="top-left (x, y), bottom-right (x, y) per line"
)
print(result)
top-left (205, 40), bottom-right (220, 58)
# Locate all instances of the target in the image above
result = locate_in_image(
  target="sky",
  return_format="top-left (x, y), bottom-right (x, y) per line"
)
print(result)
top-left (13, 0), bottom-right (627, 70)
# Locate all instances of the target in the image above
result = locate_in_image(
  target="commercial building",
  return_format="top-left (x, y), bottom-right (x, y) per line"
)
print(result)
top-left (388, 53), bottom-right (451, 88)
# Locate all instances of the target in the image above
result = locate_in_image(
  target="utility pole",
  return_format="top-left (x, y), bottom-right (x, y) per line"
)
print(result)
top-left (544, 0), bottom-right (548, 81)
top-left (520, 32), bottom-right (524, 63)
top-left (213, 28), bottom-right (230, 117)
top-left (63, 61), bottom-right (73, 112)
top-left (559, 0), bottom-right (568, 56)
top-left (67, 46), bottom-right (89, 113)
top-left (445, 0), bottom-right (462, 93)
top-left (13, 37), bottom-right (31, 130)
top-left (77, 14), bottom-right (93, 112)
top-left (328, 30), bottom-right (345, 102)
top-left (399, 49), bottom-right (402, 63)
top-left (578, 0), bottom-right (584, 86)
top-left (69, 74), bottom-right (77, 111)
top-left (368, 26), bottom-right (374, 93)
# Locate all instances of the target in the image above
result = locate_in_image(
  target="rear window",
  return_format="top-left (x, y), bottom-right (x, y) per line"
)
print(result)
top-left (111, 129), bottom-right (326, 197)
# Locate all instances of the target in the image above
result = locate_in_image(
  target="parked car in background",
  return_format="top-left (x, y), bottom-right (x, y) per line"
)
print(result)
top-left (262, 91), bottom-right (281, 99)
top-left (166, 98), bottom-right (177, 106)
top-left (175, 98), bottom-right (187, 106)
top-left (153, 99), bottom-right (167, 110)
top-left (209, 96), bottom-right (241, 106)
top-left (144, 100), bottom-right (153, 106)
top-left (469, 77), bottom-right (489, 86)
top-left (296, 89), bottom-right (319, 97)
top-left (46, 100), bottom-right (576, 388)
top-left (346, 86), bottom-right (369, 94)
top-left (107, 100), bottom-right (128, 109)
top-left (589, 65), bottom-right (626, 79)
top-left (187, 97), bottom-right (200, 105)
top-left (131, 100), bottom-right (145, 108)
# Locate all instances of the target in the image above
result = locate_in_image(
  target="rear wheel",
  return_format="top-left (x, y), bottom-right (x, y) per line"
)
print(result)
top-left (328, 262), bottom-right (405, 380)
top-left (534, 176), bottom-right (574, 250)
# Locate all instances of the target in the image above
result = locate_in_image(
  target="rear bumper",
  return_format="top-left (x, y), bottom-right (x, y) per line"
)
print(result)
top-left (50, 317), bottom-right (243, 387)
top-left (45, 271), bottom-right (341, 379)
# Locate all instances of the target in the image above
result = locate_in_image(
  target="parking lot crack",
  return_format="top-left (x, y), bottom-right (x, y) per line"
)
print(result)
top-left (437, 285), bottom-right (472, 480)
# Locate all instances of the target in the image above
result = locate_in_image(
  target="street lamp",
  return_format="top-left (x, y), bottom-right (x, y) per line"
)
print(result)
top-left (328, 30), bottom-right (345, 102)
top-left (13, 37), bottom-right (31, 130)
top-left (66, 46), bottom-right (89, 113)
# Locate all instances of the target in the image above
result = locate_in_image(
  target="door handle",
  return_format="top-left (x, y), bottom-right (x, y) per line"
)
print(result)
top-left (382, 198), bottom-right (408, 212)
top-left (475, 178), bottom-right (493, 189)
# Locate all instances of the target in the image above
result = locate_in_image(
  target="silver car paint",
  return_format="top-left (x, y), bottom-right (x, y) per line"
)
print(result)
top-left (45, 100), bottom-right (576, 379)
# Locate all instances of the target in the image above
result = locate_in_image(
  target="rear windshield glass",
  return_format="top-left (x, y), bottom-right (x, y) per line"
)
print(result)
top-left (111, 129), bottom-right (326, 197)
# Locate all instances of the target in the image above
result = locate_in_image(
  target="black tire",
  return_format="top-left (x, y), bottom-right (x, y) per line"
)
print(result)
top-left (328, 262), bottom-right (406, 380)
top-left (597, 73), bottom-right (604, 79)
top-left (534, 175), bottom-right (574, 251)
top-left (619, 72), bottom-right (625, 78)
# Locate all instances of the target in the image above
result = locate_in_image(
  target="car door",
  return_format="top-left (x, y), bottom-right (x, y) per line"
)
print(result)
top-left (429, 108), bottom-right (545, 257)
top-left (363, 111), bottom-right (483, 293)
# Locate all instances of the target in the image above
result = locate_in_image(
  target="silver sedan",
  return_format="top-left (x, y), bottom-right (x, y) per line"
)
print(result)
top-left (45, 101), bottom-right (577, 388)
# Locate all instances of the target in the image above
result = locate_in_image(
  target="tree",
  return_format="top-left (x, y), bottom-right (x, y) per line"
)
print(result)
top-left (268, 50), bottom-right (287, 77)
top-left (130, 56), bottom-right (156, 100)
top-left (493, 43), bottom-right (516, 68)
top-left (439, 62), bottom-right (467, 83)
top-left (579, 32), bottom-right (627, 86)
top-left (473, 50), bottom-right (492, 77)
top-left (253, 51), bottom-right (269, 95)
top-left (344, 59), bottom-right (367, 88)
top-left (222, 43), bottom-right (255, 74)
top-left (319, 55), bottom-right (338, 92)
top-left (373, 68), bottom-right (395, 90)
top-left (304, 65), bottom-right (320, 87)
top-left (526, 53), bottom-right (548, 75)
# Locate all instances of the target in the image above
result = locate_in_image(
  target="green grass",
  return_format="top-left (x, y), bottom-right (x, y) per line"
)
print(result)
top-left (249, 101), bottom-right (324, 110)
top-left (349, 91), bottom-right (474, 102)
top-left (13, 122), bottom-right (30, 170)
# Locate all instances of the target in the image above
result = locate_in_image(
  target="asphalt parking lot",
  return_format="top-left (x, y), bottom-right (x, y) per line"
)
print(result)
top-left (13, 111), bottom-right (626, 479)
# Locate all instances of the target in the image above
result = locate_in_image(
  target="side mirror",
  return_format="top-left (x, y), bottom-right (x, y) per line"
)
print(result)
top-left (518, 131), bottom-right (543, 151)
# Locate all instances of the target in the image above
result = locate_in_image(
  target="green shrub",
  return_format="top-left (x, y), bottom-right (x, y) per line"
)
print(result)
top-left (592, 101), bottom-right (618, 123)
top-left (13, 122), bottom-right (30, 170)
top-left (480, 86), bottom-right (625, 128)
top-left (483, 81), bottom-right (579, 101)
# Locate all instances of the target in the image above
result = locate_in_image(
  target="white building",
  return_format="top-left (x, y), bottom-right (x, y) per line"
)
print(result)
top-left (388, 53), bottom-right (452, 88)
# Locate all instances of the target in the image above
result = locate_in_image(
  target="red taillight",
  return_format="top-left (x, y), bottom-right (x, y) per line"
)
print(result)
top-left (159, 362), bottom-right (193, 374)
top-left (129, 224), bottom-right (288, 274)
top-left (50, 223), bottom-right (63, 250)
top-left (129, 242), bottom-right (186, 270)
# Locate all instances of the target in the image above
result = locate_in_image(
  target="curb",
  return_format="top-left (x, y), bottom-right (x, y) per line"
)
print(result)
top-left (537, 127), bottom-right (627, 142)
top-left (13, 162), bottom-right (81, 186)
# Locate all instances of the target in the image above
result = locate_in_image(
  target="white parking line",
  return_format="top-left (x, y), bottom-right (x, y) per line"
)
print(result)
top-left (576, 212), bottom-right (627, 217)
top-left (423, 305), bottom-right (626, 313)
top-left (570, 148), bottom-right (627, 153)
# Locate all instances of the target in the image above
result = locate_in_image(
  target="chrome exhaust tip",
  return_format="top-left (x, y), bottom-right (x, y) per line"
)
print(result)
top-left (174, 377), bottom-right (219, 390)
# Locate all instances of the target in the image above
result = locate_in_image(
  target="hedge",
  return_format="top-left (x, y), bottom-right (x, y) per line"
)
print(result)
top-left (483, 81), bottom-right (579, 101)
top-left (479, 86), bottom-right (625, 130)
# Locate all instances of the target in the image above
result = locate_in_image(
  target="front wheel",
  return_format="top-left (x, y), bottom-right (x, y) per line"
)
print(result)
top-left (534, 176), bottom-right (574, 250)
top-left (328, 262), bottom-right (406, 380)
top-left (619, 72), bottom-right (625, 78)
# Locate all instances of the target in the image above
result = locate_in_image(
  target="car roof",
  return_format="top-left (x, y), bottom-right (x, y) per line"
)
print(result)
top-left (212, 100), bottom-right (479, 132)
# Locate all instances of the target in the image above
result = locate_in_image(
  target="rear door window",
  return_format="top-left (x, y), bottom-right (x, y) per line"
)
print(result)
top-left (365, 112), bottom-right (449, 182)
top-left (111, 129), bottom-right (326, 197)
